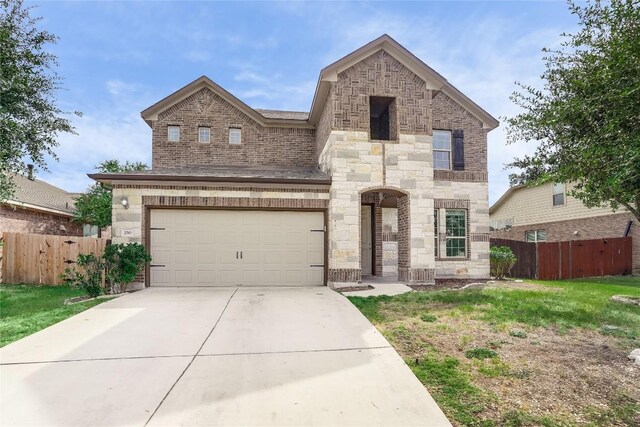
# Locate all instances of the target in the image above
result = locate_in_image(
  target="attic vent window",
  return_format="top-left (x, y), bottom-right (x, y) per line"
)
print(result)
top-left (369, 96), bottom-right (396, 141)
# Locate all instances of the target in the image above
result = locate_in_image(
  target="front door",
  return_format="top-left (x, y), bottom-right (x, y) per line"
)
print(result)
top-left (361, 205), bottom-right (372, 275)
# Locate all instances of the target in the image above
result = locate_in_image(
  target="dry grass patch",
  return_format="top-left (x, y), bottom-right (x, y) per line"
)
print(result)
top-left (349, 278), bottom-right (640, 426)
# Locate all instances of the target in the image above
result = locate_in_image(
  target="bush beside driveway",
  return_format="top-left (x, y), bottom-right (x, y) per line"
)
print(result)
top-left (349, 277), bottom-right (640, 426)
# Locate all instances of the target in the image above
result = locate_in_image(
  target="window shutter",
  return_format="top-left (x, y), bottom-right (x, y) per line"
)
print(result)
top-left (452, 129), bottom-right (464, 171)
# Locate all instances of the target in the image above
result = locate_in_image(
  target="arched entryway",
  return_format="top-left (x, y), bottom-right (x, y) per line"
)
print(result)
top-left (360, 188), bottom-right (409, 282)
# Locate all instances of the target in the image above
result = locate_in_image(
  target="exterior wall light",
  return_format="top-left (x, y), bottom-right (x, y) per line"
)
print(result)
top-left (120, 196), bottom-right (129, 209)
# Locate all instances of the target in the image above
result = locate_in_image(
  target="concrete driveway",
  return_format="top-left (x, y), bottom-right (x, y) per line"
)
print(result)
top-left (0, 287), bottom-right (451, 426)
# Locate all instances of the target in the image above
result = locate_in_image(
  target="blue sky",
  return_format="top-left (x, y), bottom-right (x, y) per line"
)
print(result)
top-left (31, 0), bottom-right (577, 203)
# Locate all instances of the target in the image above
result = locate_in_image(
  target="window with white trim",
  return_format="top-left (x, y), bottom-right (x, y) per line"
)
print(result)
top-left (552, 183), bottom-right (565, 206)
top-left (433, 130), bottom-right (452, 170)
top-left (445, 209), bottom-right (467, 257)
top-left (198, 127), bottom-right (210, 143)
top-left (167, 126), bottom-right (180, 142)
top-left (434, 209), bottom-right (439, 257)
top-left (229, 128), bottom-right (241, 145)
top-left (525, 229), bottom-right (547, 242)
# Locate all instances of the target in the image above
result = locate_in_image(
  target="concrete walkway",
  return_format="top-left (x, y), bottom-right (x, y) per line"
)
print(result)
top-left (0, 287), bottom-right (451, 427)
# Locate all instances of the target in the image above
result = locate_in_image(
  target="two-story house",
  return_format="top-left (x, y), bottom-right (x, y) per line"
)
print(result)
top-left (90, 35), bottom-right (499, 289)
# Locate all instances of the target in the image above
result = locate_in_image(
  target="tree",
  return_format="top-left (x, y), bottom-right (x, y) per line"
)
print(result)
top-left (505, 0), bottom-right (640, 223)
top-left (0, 0), bottom-right (80, 201)
top-left (73, 160), bottom-right (147, 237)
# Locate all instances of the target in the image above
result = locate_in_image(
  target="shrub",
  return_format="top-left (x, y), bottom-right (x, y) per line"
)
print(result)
top-left (103, 243), bottom-right (152, 294)
top-left (465, 347), bottom-right (499, 360)
top-left (61, 243), bottom-right (151, 296)
top-left (62, 253), bottom-right (105, 298)
top-left (420, 313), bottom-right (438, 323)
top-left (490, 246), bottom-right (517, 279)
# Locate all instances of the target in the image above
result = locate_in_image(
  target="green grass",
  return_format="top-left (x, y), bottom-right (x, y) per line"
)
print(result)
top-left (349, 276), bottom-right (640, 343)
top-left (0, 284), bottom-right (109, 347)
top-left (348, 276), bottom-right (640, 426)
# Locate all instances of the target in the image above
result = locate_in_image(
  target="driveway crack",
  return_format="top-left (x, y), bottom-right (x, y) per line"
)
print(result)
top-left (144, 287), bottom-right (238, 426)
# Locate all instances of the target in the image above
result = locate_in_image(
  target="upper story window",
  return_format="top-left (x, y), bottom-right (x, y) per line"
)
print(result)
top-left (433, 130), bottom-right (452, 170)
top-left (552, 183), bottom-right (565, 206)
top-left (229, 128), bottom-right (241, 145)
top-left (369, 96), bottom-right (396, 141)
top-left (525, 229), bottom-right (547, 242)
top-left (198, 127), bottom-right (210, 143)
top-left (167, 126), bottom-right (180, 142)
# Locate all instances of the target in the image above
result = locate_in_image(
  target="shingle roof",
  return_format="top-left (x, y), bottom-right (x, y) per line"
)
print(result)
top-left (89, 165), bottom-right (331, 185)
top-left (254, 109), bottom-right (310, 121)
top-left (7, 174), bottom-right (76, 215)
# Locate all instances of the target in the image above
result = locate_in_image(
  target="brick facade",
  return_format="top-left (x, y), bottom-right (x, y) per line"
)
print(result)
top-left (108, 38), bottom-right (497, 289)
top-left (491, 212), bottom-right (639, 273)
top-left (0, 205), bottom-right (82, 237)
top-left (152, 88), bottom-right (316, 169)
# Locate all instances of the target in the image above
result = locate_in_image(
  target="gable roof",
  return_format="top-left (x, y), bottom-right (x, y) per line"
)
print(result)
top-left (489, 184), bottom-right (525, 215)
top-left (140, 34), bottom-right (499, 131)
top-left (5, 174), bottom-right (77, 216)
top-left (308, 34), bottom-right (499, 130)
top-left (140, 76), bottom-right (313, 129)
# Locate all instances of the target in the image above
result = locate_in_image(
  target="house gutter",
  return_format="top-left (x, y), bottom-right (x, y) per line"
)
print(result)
top-left (88, 173), bottom-right (332, 186)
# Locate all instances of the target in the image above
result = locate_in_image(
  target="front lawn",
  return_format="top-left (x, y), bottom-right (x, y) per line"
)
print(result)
top-left (349, 277), bottom-right (640, 426)
top-left (0, 284), bottom-right (109, 347)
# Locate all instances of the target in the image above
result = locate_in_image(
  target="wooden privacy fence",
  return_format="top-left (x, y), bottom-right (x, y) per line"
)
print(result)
top-left (1, 232), bottom-right (108, 285)
top-left (537, 237), bottom-right (632, 280)
top-left (490, 238), bottom-right (537, 279)
top-left (490, 236), bottom-right (632, 280)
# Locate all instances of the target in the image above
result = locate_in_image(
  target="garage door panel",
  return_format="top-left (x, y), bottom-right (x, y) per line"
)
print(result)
top-left (150, 210), bottom-right (324, 287)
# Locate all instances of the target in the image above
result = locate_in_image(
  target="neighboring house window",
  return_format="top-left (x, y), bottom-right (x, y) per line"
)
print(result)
top-left (198, 127), bottom-right (210, 143)
top-left (525, 230), bottom-right (547, 242)
top-left (433, 130), bottom-right (452, 170)
top-left (490, 218), bottom-right (513, 231)
top-left (434, 209), bottom-right (439, 258)
top-left (552, 183), bottom-right (565, 206)
top-left (167, 126), bottom-right (180, 142)
top-left (229, 128), bottom-right (241, 145)
top-left (83, 224), bottom-right (99, 238)
top-left (445, 209), bottom-right (467, 257)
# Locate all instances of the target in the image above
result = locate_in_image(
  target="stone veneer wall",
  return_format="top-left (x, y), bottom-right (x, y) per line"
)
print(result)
top-left (0, 204), bottom-right (82, 236)
top-left (152, 88), bottom-right (316, 169)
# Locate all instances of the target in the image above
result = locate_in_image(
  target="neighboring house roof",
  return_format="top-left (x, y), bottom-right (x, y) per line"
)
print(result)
top-left (140, 34), bottom-right (499, 131)
top-left (89, 165), bottom-right (331, 186)
top-left (5, 174), bottom-right (77, 217)
top-left (489, 185), bottom-right (525, 215)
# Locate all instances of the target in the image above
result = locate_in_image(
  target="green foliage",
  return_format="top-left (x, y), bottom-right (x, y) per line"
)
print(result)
top-left (509, 329), bottom-right (528, 339)
top-left (505, 0), bottom-right (640, 222)
top-left (465, 347), bottom-right (499, 360)
top-left (420, 313), bottom-right (438, 323)
top-left (0, 0), bottom-right (80, 202)
top-left (61, 253), bottom-right (105, 298)
top-left (103, 243), bottom-right (151, 293)
top-left (0, 284), bottom-right (108, 347)
top-left (72, 184), bottom-right (112, 231)
top-left (61, 243), bottom-right (151, 296)
top-left (409, 354), bottom-right (492, 426)
top-left (72, 160), bottom-right (148, 233)
top-left (490, 246), bottom-right (517, 279)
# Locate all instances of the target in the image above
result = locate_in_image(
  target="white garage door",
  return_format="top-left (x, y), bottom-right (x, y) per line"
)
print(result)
top-left (150, 209), bottom-right (325, 287)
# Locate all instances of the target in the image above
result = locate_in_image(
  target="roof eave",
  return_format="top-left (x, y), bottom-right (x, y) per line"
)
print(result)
top-left (88, 173), bottom-right (332, 187)
top-left (140, 76), bottom-right (313, 129)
